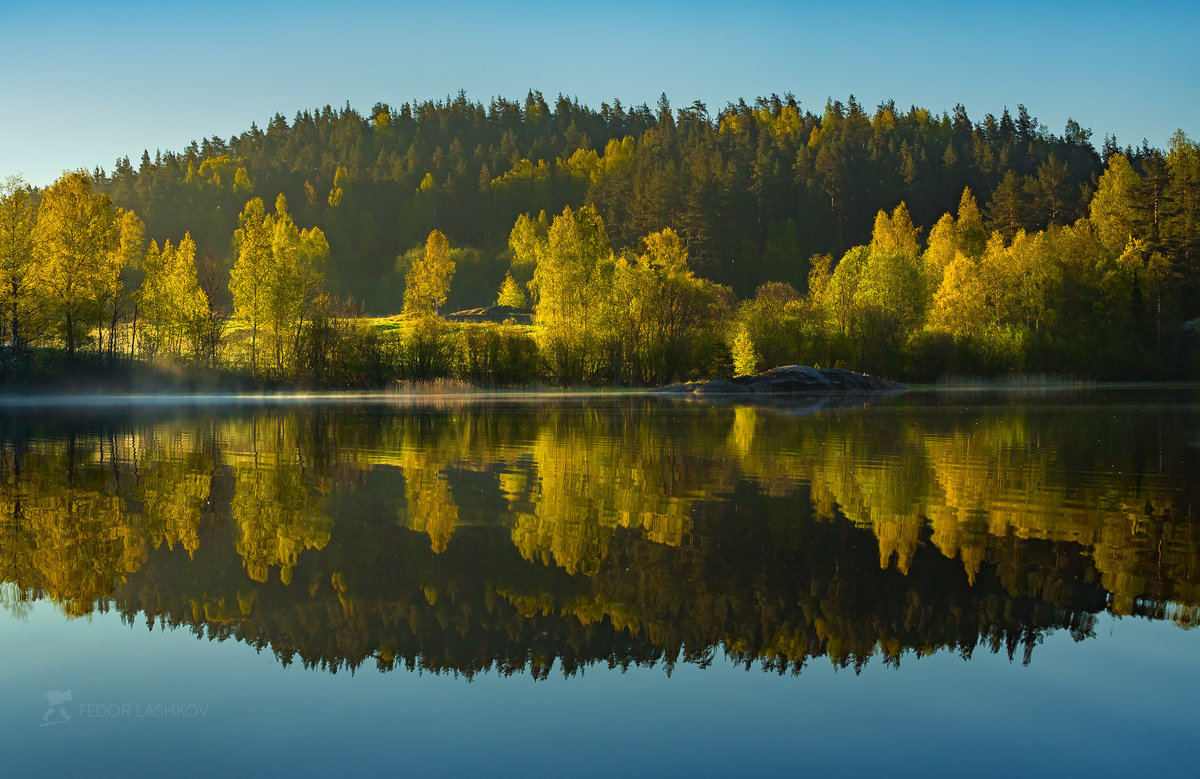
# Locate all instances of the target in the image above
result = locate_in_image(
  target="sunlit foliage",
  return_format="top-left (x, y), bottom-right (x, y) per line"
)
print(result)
top-left (5, 107), bottom-right (1200, 384)
top-left (403, 230), bottom-right (456, 317)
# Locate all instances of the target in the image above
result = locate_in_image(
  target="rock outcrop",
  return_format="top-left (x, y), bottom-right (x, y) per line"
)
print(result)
top-left (444, 305), bottom-right (532, 325)
top-left (655, 366), bottom-right (904, 396)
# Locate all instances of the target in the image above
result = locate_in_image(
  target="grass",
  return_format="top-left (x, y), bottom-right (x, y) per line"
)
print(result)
top-left (388, 377), bottom-right (477, 394)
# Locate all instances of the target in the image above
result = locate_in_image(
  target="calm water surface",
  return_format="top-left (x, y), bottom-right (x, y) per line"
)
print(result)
top-left (1, 389), bottom-right (1198, 776)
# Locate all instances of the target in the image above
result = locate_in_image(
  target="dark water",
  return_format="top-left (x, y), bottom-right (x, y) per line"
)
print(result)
top-left (2, 389), bottom-right (1198, 776)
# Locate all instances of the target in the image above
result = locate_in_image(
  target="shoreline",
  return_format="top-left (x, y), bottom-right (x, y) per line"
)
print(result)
top-left (3, 383), bottom-right (1196, 409)
top-left (2, 359), bottom-right (1197, 405)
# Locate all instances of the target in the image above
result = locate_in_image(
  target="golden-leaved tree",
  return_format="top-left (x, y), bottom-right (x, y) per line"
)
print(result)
top-left (230, 195), bottom-right (328, 373)
top-left (604, 228), bottom-right (729, 383)
top-left (0, 176), bottom-right (39, 366)
top-left (403, 229), bottom-right (456, 317)
top-left (230, 197), bottom-right (273, 371)
top-left (527, 205), bottom-right (613, 383)
top-left (140, 233), bottom-right (207, 358)
top-left (34, 172), bottom-right (121, 358)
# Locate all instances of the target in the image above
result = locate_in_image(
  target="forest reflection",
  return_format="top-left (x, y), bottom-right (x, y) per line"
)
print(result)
top-left (1, 393), bottom-right (1197, 677)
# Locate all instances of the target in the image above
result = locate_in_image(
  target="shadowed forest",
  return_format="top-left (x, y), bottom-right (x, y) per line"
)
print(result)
top-left (3, 92), bottom-right (1198, 384)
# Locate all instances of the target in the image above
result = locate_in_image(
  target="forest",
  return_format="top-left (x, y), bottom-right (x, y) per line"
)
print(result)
top-left (2, 91), bottom-right (1198, 384)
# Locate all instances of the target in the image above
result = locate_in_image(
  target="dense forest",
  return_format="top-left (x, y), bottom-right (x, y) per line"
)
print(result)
top-left (3, 91), bottom-right (1199, 383)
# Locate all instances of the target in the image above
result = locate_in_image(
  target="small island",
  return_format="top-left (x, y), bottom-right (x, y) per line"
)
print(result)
top-left (656, 365), bottom-right (904, 395)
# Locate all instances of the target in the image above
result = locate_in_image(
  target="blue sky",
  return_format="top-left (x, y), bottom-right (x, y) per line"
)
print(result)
top-left (2, 0), bottom-right (1197, 187)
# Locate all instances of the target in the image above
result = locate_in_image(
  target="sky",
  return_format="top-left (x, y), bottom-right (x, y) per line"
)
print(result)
top-left (2, 0), bottom-right (1198, 188)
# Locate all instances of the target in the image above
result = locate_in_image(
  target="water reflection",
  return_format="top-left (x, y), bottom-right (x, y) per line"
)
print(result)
top-left (1, 392), bottom-right (1197, 676)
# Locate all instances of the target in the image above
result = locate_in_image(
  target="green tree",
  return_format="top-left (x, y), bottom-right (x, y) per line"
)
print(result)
top-left (980, 229), bottom-right (1060, 335)
top-left (0, 177), bottom-right (40, 369)
top-left (869, 202), bottom-right (920, 261)
top-left (1035, 154), bottom-right (1073, 226)
top-left (929, 253), bottom-right (987, 337)
top-left (294, 223), bottom-right (329, 356)
top-left (922, 213), bottom-right (958, 291)
top-left (230, 197), bottom-right (273, 372)
top-left (496, 272), bottom-right (526, 308)
top-left (1163, 131), bottom-right (1200, 302)
top-left (101, 209), bottom-right (144, 361)
top-left (955, 187), bottom-right (987, 257)
top-left (1089, 154), bottom-right (1142, 253)
top-left (506, 210), bottom-right (547, 290)
top-left (267, 195), bottom-right (303, 370)
top-left (529, 205), bottom-right (613, 382)
top-left (403, 230), bottom-right (456, 316)
top-left (986, 171), bottom-right (1027, 242)
top-left (603, 228), bottom-right (729, 383)
top-left (853, 246), bottom-right (925, 373)
top-left (140, 233), bottom-right (206, 358)
top-left (761, 219), bottom-right (806, 287)
top-left (731, 324), bottom-right (759, 376)
top-left (328, 165), bottom-right (348, 207)
top-left (233, 166), bottom-right (254, 194)
top-left (819, 245), bottom-right (868, 342)
top-left (34, 172), bottom-right (120, 358)
top-left (227, 194), bottom-right (329, 374)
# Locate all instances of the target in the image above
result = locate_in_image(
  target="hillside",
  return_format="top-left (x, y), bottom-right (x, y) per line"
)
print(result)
top-left (91, 91), bottom-right (1169, 313)
top-left (5, 91), bottom-right (1198, 385)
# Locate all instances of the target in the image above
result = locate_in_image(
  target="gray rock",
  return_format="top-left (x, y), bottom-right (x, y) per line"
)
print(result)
top-left (686, 366), bottom-right (902, 396)
top-left (692, 379), bottom-right (752, 395)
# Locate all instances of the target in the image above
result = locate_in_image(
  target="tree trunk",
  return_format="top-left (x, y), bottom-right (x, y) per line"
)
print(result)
top-left (65, 311), bottom-right (75, 361)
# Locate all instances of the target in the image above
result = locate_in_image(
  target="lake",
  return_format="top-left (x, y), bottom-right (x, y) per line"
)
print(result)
top-left (1, 388), bottom-right (1198, 776)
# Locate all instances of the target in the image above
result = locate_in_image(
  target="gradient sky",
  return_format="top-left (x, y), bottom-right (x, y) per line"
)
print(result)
top-left (2, 0), bottom-right (1197, 187)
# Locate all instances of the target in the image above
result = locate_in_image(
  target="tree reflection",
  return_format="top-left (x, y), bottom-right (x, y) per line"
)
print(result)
top-left (228, 417), bottom-right (332, 584)
top-left (0, 394), bottom-right (1195, 676)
